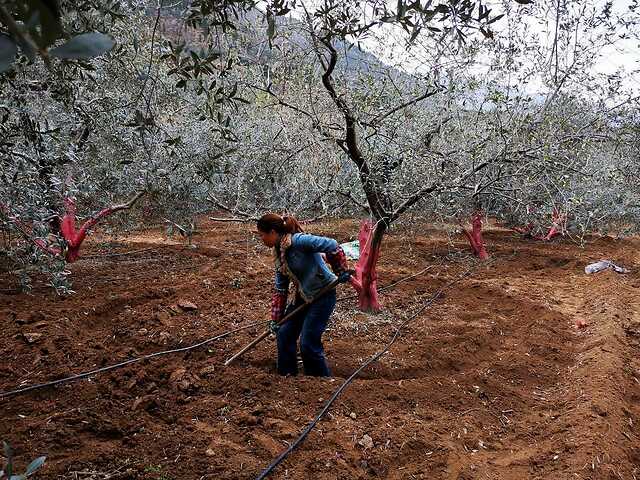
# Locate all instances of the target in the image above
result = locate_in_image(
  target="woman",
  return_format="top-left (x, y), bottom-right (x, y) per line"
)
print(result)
top-left (256, 213), bottom-right (351, 377)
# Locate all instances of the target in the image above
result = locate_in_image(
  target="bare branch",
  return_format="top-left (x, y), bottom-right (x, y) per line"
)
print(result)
top-left (209, 216), bottom-right (256, 223)
top-left (392, 161), bottom-right (491, 221)
top-left (109, 190), bottom-right (146, 212)
top-left (330, 189), bottom-right (371, 213)
top-left (364, 87), bottom-right (443, 128)
top-left (207, 194), bottom-right (256, 220)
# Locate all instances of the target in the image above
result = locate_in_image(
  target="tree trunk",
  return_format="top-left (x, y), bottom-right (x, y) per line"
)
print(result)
top-left (510, 207), bottom-right (564, 241)
top-left (353, 220), bottom-right (386, 312)
top-left (61, 192), bottom-right (145, 262)
top-left (543, 207), bottom-right (564, 241)
top-left (1, 192), bottom-right (144, 263)
top-left (316, 35), bottom-right (440, 312)
top-left (462, 211), bottom-right (489, 260)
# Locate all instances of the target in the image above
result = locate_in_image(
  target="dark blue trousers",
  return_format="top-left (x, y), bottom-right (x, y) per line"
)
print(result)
top-left (276, 290), bottom-right (336, 377)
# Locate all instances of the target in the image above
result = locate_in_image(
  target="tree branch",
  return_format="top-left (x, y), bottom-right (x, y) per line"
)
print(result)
top-left (209, 217), bottom-right (255, 223)
top-left (392, 161), bottom-right (491, 221)
top-left (318, 35), bottom-right (390, 221)
top-left (75, 191), bottom-right (146, 241)
top-left (249, 82), bottom-right (339, 143)
top-left (0, 203), bottom-right (62, 257)
top-left (330, 189), bottom-right (371, 213)
top-left (206, 194), bottom-right (257, 220)
top-left (364, 87), bottom-right (442, 127)
top-left (391, 183), bottom-right (439, 222)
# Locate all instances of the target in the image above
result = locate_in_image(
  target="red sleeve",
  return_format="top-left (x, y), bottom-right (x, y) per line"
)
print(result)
top-left (271, 290), bottom-right (288, 322)
top-left (326, 246), bottom-right (348, 274)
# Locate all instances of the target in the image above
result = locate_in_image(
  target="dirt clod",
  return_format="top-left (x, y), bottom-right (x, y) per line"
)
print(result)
top-left (22, 332), bottom-right (43, 344)
top-left (358, 434), bottom-right (374, 449)
top-left (132, 395), bottom-right (158, 412)
top-left (575, 318), bottom-right (588, 329)
top-left (169, 368), bottom-right (200, 393)
top-left (178, 299), bottom-right (198, 311)
top-left (199, 365), bottom-right (216, 377)
top-left (237, 413), bottom-right (259, 426)
top-left (155, 310), bottom-right (173, 326)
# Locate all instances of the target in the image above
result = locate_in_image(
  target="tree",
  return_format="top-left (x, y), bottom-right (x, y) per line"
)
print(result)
top-left (3, 0), bottom-right (639, 296)
top-left (233, 0), bottom-right (510, 309)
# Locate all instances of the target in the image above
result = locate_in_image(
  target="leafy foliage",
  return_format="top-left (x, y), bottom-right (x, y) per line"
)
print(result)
top-left (0, 1), bottom-right (116, 72)
top-left (0, 441), bottom-right (46, 480)
top-left (1, 0), bottom-right (639, 293)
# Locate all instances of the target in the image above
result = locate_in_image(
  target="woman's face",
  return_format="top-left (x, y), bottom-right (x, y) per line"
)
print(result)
top-left (257, 228), bottom-right (279, 248)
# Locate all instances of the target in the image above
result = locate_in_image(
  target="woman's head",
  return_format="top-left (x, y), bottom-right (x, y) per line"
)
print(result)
top-left (256, 213), bottom-right (303, 247)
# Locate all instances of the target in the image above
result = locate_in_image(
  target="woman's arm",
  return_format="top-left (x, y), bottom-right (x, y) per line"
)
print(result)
top-left (325, 246), bottom-right (349, 277)
top-left (272, 269), bottom-right (290, 321)
top-left (294, 233), bottom-right (350, 277)
top-left (293, 233), bottom-right (339, 253)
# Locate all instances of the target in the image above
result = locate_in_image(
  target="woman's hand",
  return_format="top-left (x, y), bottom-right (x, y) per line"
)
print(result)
top-left (337, 270), bottom-right (353, 283)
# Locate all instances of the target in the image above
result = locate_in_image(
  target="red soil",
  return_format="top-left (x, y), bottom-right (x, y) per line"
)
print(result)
top-left (1, 219), bottom-right (639, 480)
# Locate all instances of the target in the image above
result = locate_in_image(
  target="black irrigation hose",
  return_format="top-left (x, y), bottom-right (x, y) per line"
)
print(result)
top-left (255, 267), bottom-right (475, 480)
top-left (0, 320), bottom-right (269, 399)
top-left (82, 247), bottom-right (161, 260)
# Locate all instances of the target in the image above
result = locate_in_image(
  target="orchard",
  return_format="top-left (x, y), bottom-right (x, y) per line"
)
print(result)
top-left (1, 1), bottom-right (639, 479)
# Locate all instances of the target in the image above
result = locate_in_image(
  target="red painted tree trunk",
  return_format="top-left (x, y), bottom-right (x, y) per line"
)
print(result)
top-left (60, 198), bottom-right (114, 263)
top-left (542, 207), bottom-right (564, 241)
top-left (352, 220), bottom-right (383, 312)
top-left (461, 211), bottom-right (489, 260)
top-left (511, 207), bottom-right (565, 241)
top-left (2, 192), bottom-right (143, 263)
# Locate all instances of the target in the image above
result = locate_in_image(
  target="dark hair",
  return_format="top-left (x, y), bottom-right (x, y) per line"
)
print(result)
top-left (257, 213), bottom-right (304, 234)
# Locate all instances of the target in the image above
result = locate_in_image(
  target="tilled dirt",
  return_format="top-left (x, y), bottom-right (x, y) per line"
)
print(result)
top-left (1, 219), bottom-right (639, 480)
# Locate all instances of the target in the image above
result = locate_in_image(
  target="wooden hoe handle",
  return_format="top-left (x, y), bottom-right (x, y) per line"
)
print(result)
top-left (224, 278), bottom-right (341, 366)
